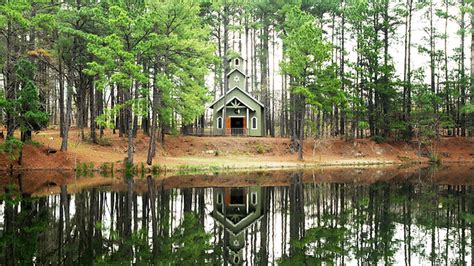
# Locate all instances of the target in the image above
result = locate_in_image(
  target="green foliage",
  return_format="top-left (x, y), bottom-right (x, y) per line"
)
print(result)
top-left (0, 137), bottom-right (24, 160)
top-left (159, 212), bottom-right (214, 265)
top-left (95, 105), bottom-right (122, 129)
top-left (76, 162), bottom-right (94, 177)
top-left (95, 212), bottom-right (213, 265)
top-left (460, 103), bottom-right (474, 114)
top-left (99, 162), bottom-right (112, 177)
top-left (124, 161), bottom-right (137, 178)
top-left (151, 164), bottom-right (161, 175)
top-left (0, 59), bottom-right (48, 138)
top-left (24, 139), bottom-right (40, 146)
top-left (254, 142), bottom-right (272, 154)
top-left (371, 135), bottom-right (385, 144)
top-left (84, 0), bottom-right (214, 136)
top-left (428, 152), bottom-right (441, 165)
top-left (357, 121), bottom-right (369, 130)
top-left (278, 226), bottom-right (346, 265)
top-left (280, 4), bottom-right (344, 112)
top-left (411, 69), bottom-right (440, 142)
top-left (0, 194), bottom-right (49, 265)
top-left (177, 164), bottom-right (206, 175)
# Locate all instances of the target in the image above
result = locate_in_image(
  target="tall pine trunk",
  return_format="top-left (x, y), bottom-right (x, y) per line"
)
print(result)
top-left (5, 21), bottom-right (16, 138)
top-left (89, 75), bottom-right (97, 143)
top-left (147, 67), bottom-right (159, 165)
top-left (403, 0), bottom-right (413, 139)
top-left (459, 0), bottom-right (466, 136)
top-left (61, 76), bottom-right (73, 151)
top-left (340, 1), bottom-right (346, 136)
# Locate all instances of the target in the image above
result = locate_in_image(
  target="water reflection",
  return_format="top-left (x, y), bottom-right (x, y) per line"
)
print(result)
top-left (0, 168), bottom-right (472, 265)
top-left (211, 187), bottom-right (267, 264)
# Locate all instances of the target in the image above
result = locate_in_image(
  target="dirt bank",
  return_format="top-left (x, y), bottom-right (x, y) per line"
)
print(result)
top-left (0, 143), bottom-right (75, 171)
top-left (1, 128), bottom-right (473, 171)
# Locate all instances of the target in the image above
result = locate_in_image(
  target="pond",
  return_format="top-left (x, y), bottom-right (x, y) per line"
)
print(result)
top-left (0, 165), bottom-right (473, 265)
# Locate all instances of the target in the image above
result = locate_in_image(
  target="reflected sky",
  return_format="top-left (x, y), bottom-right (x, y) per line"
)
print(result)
top-left (0, 167), bottom-right (472, 265)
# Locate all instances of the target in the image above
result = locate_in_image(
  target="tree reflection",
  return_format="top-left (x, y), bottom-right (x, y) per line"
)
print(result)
top-left (0, 172), bottom-right (471, 265)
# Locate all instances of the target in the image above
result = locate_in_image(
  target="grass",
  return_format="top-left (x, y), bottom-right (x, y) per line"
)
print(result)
top-left (151, 164), bottom-right (162, 175)
top-left (428, 152), bottom-right (442, 165)
top-left (99, 162), bottom-right (113, 177)
top-left (254, 142), bottom-right (272, 154)
top-left (76, 162), bottom-right (95, 176)
top-left (25, 140), bottom-right (41, 146)
top-left (177, 165), bottom-right (206, 175)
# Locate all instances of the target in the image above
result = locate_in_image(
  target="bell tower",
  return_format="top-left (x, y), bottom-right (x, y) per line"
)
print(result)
top-left (227, 55), bottom-right (246, 91)
top-left (228, 55), bottom-right (245, 73)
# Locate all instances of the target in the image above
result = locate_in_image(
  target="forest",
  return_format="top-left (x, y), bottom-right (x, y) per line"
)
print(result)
top-left (0, 0), bottom-right (473, 163)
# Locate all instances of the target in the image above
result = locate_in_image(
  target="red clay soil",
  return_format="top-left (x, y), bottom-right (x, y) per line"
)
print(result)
top-left (1, 128), bottom-right (474, 170)
top-left (0, 142), bottom-right (75, 171)
top-left (19, 144), bottom-right (75, 170)
top-left (151, 134), bottom-right (474, 164)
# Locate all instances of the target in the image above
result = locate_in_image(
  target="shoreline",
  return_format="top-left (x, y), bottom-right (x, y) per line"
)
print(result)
top-left (4, 157), bottom-right (474, 175)
top-left (0, 128), bottom-right (472, 173)
top-left (1, 162), bottom-right (472, 198)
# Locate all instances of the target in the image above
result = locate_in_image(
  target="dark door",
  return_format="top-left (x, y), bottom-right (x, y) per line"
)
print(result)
top-left (230, 117), bottom-right (244, 136)
top-left (231, 117), bottom-right (243, 128)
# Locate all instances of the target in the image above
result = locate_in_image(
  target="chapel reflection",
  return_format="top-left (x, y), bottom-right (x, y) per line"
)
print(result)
top-left (211, 186), bottom-right (267, 265)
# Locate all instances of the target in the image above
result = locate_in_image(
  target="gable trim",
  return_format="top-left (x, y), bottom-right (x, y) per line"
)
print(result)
top-left (211, 210), bottom-right (265, 235)
top-left (226, 68), bottom-right (246, 77)
top-left (216, 96), bottom-right (255, 112)
top-left (209, 87), bottom-right (264, 109)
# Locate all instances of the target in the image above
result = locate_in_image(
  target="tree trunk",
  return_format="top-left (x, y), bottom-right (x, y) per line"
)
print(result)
top-left (61, 77), bottom-right (73, 152)
top-left (125, 86), bottom-right (134, 164)
top-left (222, 4), bottom-right (230, 135)
top-left (340, 1), bottom-right (346, 136)
top-left (5, 21), bottom-right (16, 138)
top-left (147, 68), bottom-right (159, 165)
top-left (459, 0), bottom-right (466, 136)
top-left (403, 0), bottom-right (413, 140)
top-left (298, 95), bottom-right (305, 161)
top-left (470, 8), bottom-right (474, 136)
top-left (89, 76), bottom-right (97, 143)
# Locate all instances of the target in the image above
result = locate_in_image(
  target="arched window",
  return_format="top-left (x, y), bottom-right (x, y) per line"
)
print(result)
top-left (217, 117), bottom-right (223, 129)
top-left (251, 116), bottom-right (257, 130)
top-left (251, 192), bottom-right (257, 205)
top-left (217, 193), bottom-right (222, 204)
top-left (235, 58), bottom-right (239, 65)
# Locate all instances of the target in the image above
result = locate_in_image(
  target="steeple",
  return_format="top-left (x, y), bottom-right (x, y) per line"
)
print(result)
top-left (227, 55), bottom-right (246, 92)
top-left (228, 55), bottom-right (245, 75)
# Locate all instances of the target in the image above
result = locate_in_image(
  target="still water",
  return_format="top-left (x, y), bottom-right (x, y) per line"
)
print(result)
top-left (0, 166), bottom-right (473, 265)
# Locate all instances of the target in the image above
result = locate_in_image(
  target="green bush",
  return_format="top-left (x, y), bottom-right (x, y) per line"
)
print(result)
top-left (0, 137), bottom-right (24, 160)
top-left (25, 139), bottom-right (41, 146)
top-left (370, 135), bottom-right (385, 144)
top-left (151, 164), bottom-right (161, 175)
top-left (99, 162), bottom-right (111, 177)
top-left (428, 152), bottom-right (442, 165)
top-left (255, 142), bottom-right (272, 154)
top-left (76, 162), bottom-right (95, 176)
